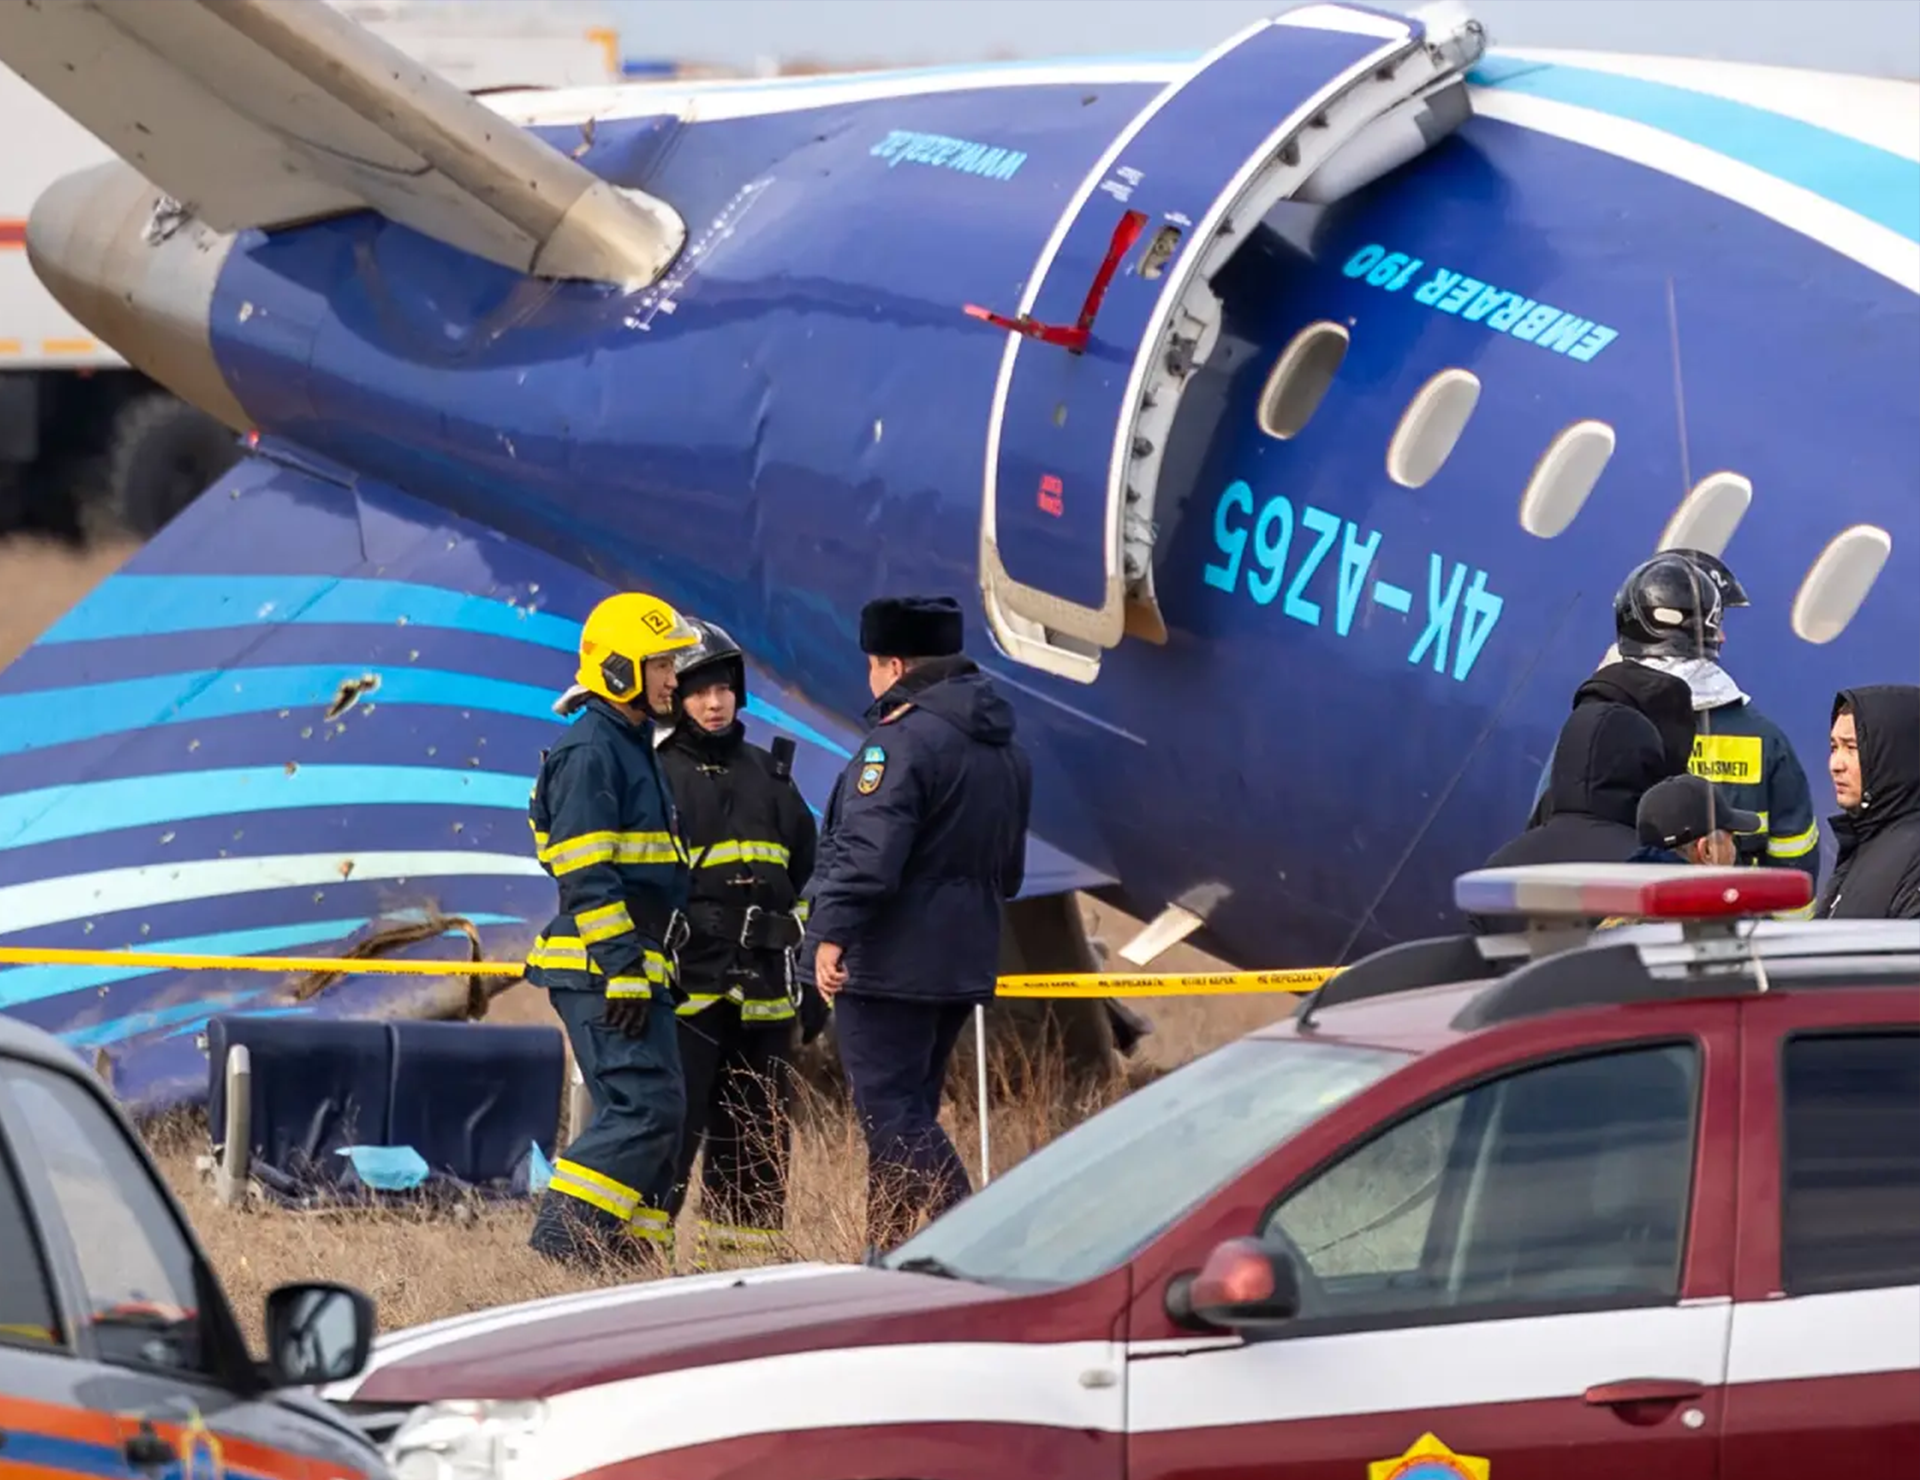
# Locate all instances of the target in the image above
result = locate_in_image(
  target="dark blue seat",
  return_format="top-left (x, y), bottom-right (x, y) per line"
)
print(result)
top-left (207, 1016), bottom-right (394, 1191)
top-left (205, 1014), bottom-right (565, 1199)
top-left (387, 1020), bottom-right (564, 1188)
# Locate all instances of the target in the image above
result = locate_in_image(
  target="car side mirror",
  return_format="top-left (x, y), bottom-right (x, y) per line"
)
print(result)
top-left (1164, 1235), bottom-right (1303, 1333)
top-left (263, 1281), bottom-right (376, 1388)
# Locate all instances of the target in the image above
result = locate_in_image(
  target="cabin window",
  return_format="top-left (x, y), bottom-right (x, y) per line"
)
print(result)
top-left (1386, 368), bottom-right (1480, 489)
top-left (1791, 525), bottom-right (1891, 644)
top-left (1658, 471), bottom-right (1752, 556)
top-left (1518, 419), bottom-right (1615, 538)
top-left (1257, 321), bottom-right (1348, 441)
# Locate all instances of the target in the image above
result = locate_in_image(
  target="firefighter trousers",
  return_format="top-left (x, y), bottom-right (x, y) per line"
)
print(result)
top-left (665, 1001), bottom-right (796, 1261)
top-left (833, 993), bottom-right (975, 1251)
top-left (529, 985), bottom-right (686, 1267)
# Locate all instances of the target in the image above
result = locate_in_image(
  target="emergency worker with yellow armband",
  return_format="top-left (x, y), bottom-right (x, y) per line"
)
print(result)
top-left (524, 591), bottom-right (698, 1272)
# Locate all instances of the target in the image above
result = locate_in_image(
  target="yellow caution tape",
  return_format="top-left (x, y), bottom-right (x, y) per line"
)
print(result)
top-left (0, 948), bottom-right (1340, 998)
top-left (995, 967), bottom-right (1338, 998)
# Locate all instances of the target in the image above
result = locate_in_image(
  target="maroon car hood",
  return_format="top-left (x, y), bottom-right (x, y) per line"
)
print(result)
top-left (342, 1262), bottom-right (1036, 1402)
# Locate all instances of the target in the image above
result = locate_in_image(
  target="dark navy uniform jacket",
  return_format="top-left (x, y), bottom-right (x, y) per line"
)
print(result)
top-left (804, 657), bottom-right (1032, 1005)
top-left (656, 717), bottom-right (817, 1024)
top-left (524, 696), bottom-right (691, 1000)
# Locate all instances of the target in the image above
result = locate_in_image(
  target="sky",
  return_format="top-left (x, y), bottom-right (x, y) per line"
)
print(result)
top-left (605, 0), bottom-right (1920, 79)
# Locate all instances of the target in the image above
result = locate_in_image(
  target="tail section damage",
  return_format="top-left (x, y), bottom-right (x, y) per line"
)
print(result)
top-left (0, 450), bottom-right (1113, 1114)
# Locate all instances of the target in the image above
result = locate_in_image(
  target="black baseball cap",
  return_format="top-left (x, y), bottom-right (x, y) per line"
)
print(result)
top-left (1637, 773), bottom-right (1762, 849)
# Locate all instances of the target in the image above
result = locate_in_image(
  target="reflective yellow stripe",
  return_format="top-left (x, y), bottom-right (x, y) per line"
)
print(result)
top-left (675, 992), bottom-right (724, 1016)
top-left (539, 830), bottom-right (686, 875)
top-left (527, 935), bottom-right (591, 973)
top-left (606, 951), bottom-right (671, 999)
top-left (1769, 825), bottom-right (1819, 859)
top-left (1775, 901), bottom-right (1817, 921)
top-left (696, 840), bottom-right (791, 868)
top-left (792, 899), bottom-right (810, 923)
top-left (578, 900), bottom-right (635, 944)
top-left (741, 997), bottom-right (796, 1023)
top-left (550, 1159), bottom-right (639, 1219)
top-left (542, 830), bottom-right (619, 873)
top-left (629, 1206), bottom-right (673, 1245)
top-left (529, 938), bottom-right (669, 987)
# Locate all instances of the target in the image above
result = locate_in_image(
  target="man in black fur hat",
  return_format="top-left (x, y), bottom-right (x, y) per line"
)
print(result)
top-left (802, 594), bottom-right (1033, 1250)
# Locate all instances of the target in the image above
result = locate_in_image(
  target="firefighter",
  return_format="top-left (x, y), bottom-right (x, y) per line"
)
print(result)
top-left (525, 590), bottom-right (698, 1273)
top-left (655, 618), bottom-right (819, 1266)
top-left (1618, 549), bottom-right (1822, 893)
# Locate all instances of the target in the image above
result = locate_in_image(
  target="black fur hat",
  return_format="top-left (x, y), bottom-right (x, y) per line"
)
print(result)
top-left (860, 595), bottom-right (964, 658)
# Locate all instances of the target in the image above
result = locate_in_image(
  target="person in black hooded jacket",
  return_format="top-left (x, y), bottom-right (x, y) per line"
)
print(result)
top-left (1471, 699), bottom-right (1672, 934)
top-left (1526, 661), bottom-right (1696, 828)
top-left (1816, 684), bottom-right (1920, 919)
top-left (654, 618), bottom-right (819, 1267)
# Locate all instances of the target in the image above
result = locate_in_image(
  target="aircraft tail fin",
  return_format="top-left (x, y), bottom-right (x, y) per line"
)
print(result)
top-left (0, 0), bottom-right (684, 286)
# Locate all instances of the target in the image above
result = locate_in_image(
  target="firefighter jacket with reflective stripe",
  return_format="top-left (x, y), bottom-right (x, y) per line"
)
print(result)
top-left (655, 718), bottom-right (817, 1023)
top-left (525, 696), bottom-right (691, 1000)
top-left (1688, 697), bottom-right (1822, 890)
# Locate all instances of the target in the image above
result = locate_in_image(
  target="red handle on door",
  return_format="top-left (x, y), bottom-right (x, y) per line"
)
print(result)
top-left (1584, 1378), bottom-right (1704, 1407)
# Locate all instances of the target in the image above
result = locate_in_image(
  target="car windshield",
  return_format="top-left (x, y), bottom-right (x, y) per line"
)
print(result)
top-left (882, 1035), bottom-right (1406, 1289)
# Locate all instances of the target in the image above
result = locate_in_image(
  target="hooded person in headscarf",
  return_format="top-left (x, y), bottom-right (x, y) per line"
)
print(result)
top-left (1471, 700), bottom-right (1672, 933)
top-left (1815, 685), bottom-right (1920, 920)
top-left (1525, 660), bottom-right (1696, 828)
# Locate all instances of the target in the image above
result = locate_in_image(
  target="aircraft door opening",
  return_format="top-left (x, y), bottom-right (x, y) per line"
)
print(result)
top-left (975, 1), bottom-right (1488, 683)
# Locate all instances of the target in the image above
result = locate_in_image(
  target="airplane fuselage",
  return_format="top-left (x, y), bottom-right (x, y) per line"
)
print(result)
top-left (192, 51), bottom-right (1920, 965)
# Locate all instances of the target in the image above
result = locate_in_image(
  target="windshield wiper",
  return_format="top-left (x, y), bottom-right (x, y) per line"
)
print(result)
top-left (890, 1255), bottom-right (968, 1281)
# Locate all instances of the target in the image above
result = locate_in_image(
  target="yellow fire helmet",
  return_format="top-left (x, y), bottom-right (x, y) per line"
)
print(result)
top-left (575, 591), bottom-right (701, 704)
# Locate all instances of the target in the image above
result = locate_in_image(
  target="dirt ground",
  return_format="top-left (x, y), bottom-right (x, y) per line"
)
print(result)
top-left (2, 532), bottom-right (1296, 1344)
top-left (0, 532), bottom-right (141, 664)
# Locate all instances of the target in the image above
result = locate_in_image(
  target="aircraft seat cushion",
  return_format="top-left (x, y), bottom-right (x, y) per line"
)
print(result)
top-left (385, 1020), bottom-right (566, 1187)
top-left (207, 1016), bottom-right (395, 1188)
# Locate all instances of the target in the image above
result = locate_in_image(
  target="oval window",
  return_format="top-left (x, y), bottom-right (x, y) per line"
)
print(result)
top-left (1792, 524), bottom-right (1892, 644)
top-left (1657, 471), bottom-right (1752, 556)
top-left (1258, 321), bottom-right (1349, 441)
top-left (1518, 420), bottom-right (1615, 539)
top-left (1386, 368), bottom-right (1480, 489)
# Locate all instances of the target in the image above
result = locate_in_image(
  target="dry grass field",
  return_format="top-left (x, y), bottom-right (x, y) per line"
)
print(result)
top-left (1, 532), bottom-right (1300, 1349)
top-left (148, 979), bottom-right (1291, 1347)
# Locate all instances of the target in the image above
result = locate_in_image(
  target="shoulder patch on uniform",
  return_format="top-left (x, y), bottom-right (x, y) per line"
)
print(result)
top-left (862, 745), bottom-right (886, 764)
top-left (856, 746), bottom-right (887, 795)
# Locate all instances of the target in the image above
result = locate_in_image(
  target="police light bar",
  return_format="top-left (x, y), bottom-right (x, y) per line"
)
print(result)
top-left (1454, 863), bottom-right (1812, 921)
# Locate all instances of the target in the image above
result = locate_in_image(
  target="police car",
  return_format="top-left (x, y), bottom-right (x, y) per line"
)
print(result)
top-left (325, 863), bottom-right (1919, 1479)
top-left (0, 1012), bottom-right (388, 1480)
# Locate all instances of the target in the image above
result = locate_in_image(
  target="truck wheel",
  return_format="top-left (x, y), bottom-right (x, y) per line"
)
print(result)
top-left (104, 393), bottom-right (242, 538)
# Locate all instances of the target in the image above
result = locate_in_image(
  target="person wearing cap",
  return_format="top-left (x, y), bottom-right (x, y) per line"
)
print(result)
top-left (525, 590), bottom-right (699, 1272)
top-left (1631, 773), bottom-right (1762, 865)
top-left (653, 617), bottom-right (820, 1268)
top-left (1591, 774), bottom-right (1764, 929)
top-left (802, 595), bottom-right (1033, 1250)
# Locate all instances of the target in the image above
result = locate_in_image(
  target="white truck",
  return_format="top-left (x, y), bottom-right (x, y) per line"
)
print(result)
top-left (0, 0), bottom-right (626, 541)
